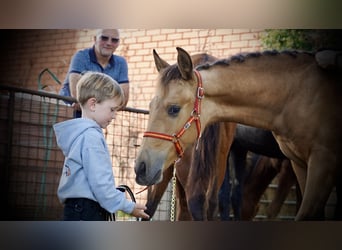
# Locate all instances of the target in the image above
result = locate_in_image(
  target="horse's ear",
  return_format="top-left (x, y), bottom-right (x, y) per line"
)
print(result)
top-left (153, 49), bottom-right (170, 72)
top-left (176, 47), bottom-right (193, 80)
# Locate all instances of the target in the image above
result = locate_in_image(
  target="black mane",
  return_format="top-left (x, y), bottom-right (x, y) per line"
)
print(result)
top-left (160, 50), bottom-right (314, 82)
top-left (196, 50), bottom-right (314, 70)
top-left (160, 64), bottom-right (183, 85)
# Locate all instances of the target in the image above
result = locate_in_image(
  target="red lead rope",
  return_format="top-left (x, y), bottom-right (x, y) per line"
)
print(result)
top-left (143, 70), bottom-right (204, 160)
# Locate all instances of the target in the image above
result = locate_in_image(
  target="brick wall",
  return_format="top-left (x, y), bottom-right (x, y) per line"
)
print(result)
top-left (0, 29), bottom-right (264, 110)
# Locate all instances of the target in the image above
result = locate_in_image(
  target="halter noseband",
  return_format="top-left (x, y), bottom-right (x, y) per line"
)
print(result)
top-left (143, 70), bottom-right (204, 161)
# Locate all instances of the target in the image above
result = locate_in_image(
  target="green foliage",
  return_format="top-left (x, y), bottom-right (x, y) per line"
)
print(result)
top-left (261, 29), bottom-right (342, 52)
top-left (261, 29), bottom-right (312, 51)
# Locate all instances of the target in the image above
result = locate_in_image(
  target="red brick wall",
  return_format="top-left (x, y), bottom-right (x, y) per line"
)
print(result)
top-left (0, 29), bottom-right (263, 110)
top-left (0, 29), bottom-right (92, 93)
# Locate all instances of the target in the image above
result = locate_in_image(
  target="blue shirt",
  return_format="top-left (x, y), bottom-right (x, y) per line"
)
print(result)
top-left (59, 46), bottom-right (129, 99)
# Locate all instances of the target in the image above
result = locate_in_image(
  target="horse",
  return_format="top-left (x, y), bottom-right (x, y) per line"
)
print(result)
top-left (135, 47), bottom-right (341, 220)
top-left (219, 124), bottom-right (298, 220)
top-left (144, 53), bottom-right (236, 220)
top-left (240, 155), bottom-right (298, 220)
top-left (144, 119), bottom-right (235, 221)
top-left (145, 123), bottom-right (298, 221)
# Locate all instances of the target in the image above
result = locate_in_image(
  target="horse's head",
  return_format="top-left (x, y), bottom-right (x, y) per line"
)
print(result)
top-left (135, 47), bottom-right (207, 185)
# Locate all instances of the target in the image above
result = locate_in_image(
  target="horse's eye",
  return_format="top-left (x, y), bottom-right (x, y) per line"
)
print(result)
top-left (167, 105), bottom-right (181, 117)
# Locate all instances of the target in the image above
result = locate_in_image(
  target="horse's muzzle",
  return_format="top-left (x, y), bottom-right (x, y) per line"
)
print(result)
top-left (135, 161), bottom-right (163, 186)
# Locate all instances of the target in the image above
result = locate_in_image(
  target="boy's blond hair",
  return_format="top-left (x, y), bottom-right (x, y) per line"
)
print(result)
top-left (76, 72), bottom-right (125, 108)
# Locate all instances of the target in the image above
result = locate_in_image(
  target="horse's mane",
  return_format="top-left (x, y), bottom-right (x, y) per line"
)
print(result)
top-left (160, 50), bottom-right (314, 83)
top-left (196, 50), bottom-right (314, 70)
top-left (160, 64), bottom-right (183, 85)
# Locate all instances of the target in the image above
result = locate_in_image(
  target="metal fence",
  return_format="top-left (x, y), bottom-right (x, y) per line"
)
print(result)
top-left (0, 85), bottom-right (173, 221)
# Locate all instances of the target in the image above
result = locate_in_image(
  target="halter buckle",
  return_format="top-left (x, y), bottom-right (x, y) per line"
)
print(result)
top-left (197, 87), bottom-right (204, 99)
top-left (183, 121), bottom-right (191, 130)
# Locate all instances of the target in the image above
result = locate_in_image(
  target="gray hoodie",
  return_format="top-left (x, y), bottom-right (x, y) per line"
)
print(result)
top-left (53, 118), bottom-right (135, 214)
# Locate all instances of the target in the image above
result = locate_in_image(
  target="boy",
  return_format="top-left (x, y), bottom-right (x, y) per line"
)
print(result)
top-left (54, 72), bottom-right (149, 220)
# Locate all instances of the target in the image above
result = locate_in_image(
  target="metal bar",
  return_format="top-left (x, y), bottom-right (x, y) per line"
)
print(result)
top-left (0, 90), bottom-right (15, 219)
top-left (0, 85), bottom-right (149, 114)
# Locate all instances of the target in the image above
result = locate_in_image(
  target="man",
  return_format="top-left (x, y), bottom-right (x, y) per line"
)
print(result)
top-left (59, 29), bottom-right (129, 117)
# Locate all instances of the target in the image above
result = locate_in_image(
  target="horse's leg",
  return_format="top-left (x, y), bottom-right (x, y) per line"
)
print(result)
top-left (187, 183), bottom-right (208, 220)
top-left (218, 157), bottom-right (232, 220)
top-left (293, 151), bottom-right (337, 220)
top-left (266, 159), bottom-right (296, 219)
top-left (241, 155), bottom-right (278, 220)
top-left (144, 165), bottom-right (174, 220)
top-left (207, 160), bottom-right (229, 221)
top-left (187, 123), bottom-right (234, 221)
top-left (175, 175), bottom-right (192, 220)
top-left (207, 126), bottom-right (234, 221)
top-left (230, 145), bottom-right (248, 220)
top-left (186, 150), bottom-right (210, 221)
top-left (175, 147), bottom-right (192, 220)
top-left (186, 124), bottom-right (214, 221)
top-left (206, 178), bottom-right (221, 220)
top-left (186, 155), bottom-right (209, 221)
top-left (210, 123), bottom-right (236, 221)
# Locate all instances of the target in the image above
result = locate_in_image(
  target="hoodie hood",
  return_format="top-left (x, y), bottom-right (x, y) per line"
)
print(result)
top-left (53, 118), bottom-right (101, 156)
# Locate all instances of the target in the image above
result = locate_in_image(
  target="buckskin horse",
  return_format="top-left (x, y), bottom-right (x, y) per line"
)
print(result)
top-left (144, 53), bottom-right (236, 220)
top-left (219, 124), bottom-right (298, 220)
top-left (144, 122), bottom-right (234, 220)
top-left (239, 155), bottom-right (298, 220)
top-left (145, 123), bottom-right (298, 221)
top-left (135, 47), bottom-right (341, 220)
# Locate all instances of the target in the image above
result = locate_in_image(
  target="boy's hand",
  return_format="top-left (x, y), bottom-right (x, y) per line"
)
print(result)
top-left (131, 203), bottom-right (150, 220)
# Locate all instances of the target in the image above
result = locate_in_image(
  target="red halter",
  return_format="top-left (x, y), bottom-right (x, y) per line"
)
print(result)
top-left (143, 70), bottom-right (204, 161)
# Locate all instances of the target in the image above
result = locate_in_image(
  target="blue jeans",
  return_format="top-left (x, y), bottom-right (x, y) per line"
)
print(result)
top-left (63, 198), bottom-right (108, 221)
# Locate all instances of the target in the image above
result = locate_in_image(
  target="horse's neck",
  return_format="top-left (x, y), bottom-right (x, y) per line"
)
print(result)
top-left (200, 64), bottom-right (296, 131)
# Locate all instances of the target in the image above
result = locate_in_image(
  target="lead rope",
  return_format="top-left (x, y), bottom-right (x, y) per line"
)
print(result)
top-left (170, 160), bottom-right (179, 221)
top-left (108, 185), bottom-right (138, 221)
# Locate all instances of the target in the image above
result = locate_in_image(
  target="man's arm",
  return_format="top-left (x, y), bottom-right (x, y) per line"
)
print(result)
top-left (69, 72), bottom-right (82, 99)
top-left (120, 83), bottom-right (129, 109)
top-left (69, 72), bottom-right (82, 111)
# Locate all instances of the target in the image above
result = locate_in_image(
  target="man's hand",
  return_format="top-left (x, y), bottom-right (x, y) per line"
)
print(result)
top-left (72, 102), bottom-right (81, 111)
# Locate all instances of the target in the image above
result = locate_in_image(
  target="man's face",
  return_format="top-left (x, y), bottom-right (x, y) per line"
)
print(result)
top-left (94, 29), bottom-right (120, 57)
